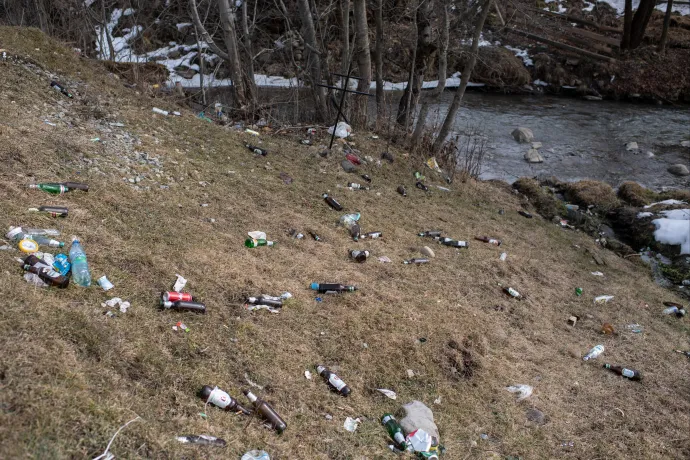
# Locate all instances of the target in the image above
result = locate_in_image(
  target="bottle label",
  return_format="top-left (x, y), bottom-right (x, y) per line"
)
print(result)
top-left (208, 387), bottom-right (231, 408)
top-left (328, 375), bottom-right (347, 391)
top-left (622, 368), bottom-right (635, 378)
top-left (393, 432), bottom-right (406, 446)
top-left (508, 288), bottom-right (519, 297)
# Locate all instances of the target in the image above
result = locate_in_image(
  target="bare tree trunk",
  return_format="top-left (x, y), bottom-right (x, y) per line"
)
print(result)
top-left (340, 0), bottom-right (350, 77)
top-left (397, 0), bottom-right (435, 126)
top-left (374, 0), bottom-right (385, 122)
top-left (101, 0), bottom-right (115, 60)
top-left (432, 0), bottom-right (492, 154)
top-left (217, 0), bottom-right (249, 107)
top-left (353, 0), bottom-right (372, 125)
top-left (297, 0), bottom-right (329, 120)
top-left (194, 25), bottom-right (207, 105)
top-left (629, 0), bottom-right (656, 49)
top-left (411, 0), bottom-right (449, 149)
top-left (658, 0), bottom-right (674, 52)
top-left (241, 0), bottom-right (257, 101)
top-left (622, 0), bottom-right (632, 49)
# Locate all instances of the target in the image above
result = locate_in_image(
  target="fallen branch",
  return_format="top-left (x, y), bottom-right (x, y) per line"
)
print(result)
top-left (507, 28), bottom-right (617, 62)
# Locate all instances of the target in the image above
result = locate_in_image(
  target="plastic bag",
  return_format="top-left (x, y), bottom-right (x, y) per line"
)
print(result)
top-left (506, 384), bottom-right (533, 401)
top-left (328, 122), bottom-right (352, 138)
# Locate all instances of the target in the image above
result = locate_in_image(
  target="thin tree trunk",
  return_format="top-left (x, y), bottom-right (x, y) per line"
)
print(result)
top-left (658, 0), bottom-right (674, 52)
top-left (353, 0), bottom-right (372, 126)
top-left (622, 0), bottom-right (632, 49)
top-left (374, 0), bottom-right (384, 122)
top-left (340, 0), bottom-right (350, 77)
top-left (217, 0), bottom-right (249, 107)
top-left (397, 0), bottom-right (435, 126)
top-left (629, 0), bottom-right (656, 49)
top-left (241, 0), bottom-right (257, 101)
top-left (194, 25), bottom-right (207, 105)
top-left (432, 0), bottom-right (492, 154)
top-left (412, 0), bottom-right (449, 149)
top-left (297, 0), bottom-right (329, 120)
top-left (101, 0), bottom-right (115, 60)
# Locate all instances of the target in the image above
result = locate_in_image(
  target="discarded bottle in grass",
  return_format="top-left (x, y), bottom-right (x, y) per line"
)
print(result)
top-left (381, 414), bottom-right (407, 449)
top-left (475, 236), bottom-right (502, 246)
top-left (309, 231), bottom-right (322, 242)
top-left (288, 229), bottom-right (304, 239)
top-left (68, 238), bottom-right (91, 287)
top-left (575, 287), bottom-right (583, 296)
top-left (246, 295), bottom-right (283, 308)
top-left (397, 185), bottom-right (407, 197)
top-left (18, 238), bottom-right (39, 253)
top-left (675, 350), bottom-right (690, 358)
top-left (246, 144), bottom-right (267, 156)
top-left (316, 365), bottom-right (351, 396)
top-left (310, 282), bottom-right (357, 294)
top-left (50, 80), bottom-right (72, 98)
top-left (349, 223), bottom-right (361, 241)
top-left (24, 264), bottom-right (70, 288)
top-left (603, 364), bottom-right (641, 381)
top-left (323, 193), bottom-right (343, 211)
top-left (162, 291), bottom-right (194, 302)
top-left (350, 249), bottom-right (369, 263)
top-left (662, 303), bottom-right (687, 317)
top-left (361, 174), bottom-right (372, 183)
top-left (503, 287), bottom-right (522, 299)
top-left (28, 183), bottom-right (67, 194)
top-left (345, 153), bottom-right (361, 165)
top-left (436, 237), bottom-right (469, 248)
top-left (518, 210), bottom-right (533, 218)
top-left (176, 435), bottom-right (226, 447)
top-left (162, 300), bottom-right (206, 313)
top-left (29, 205), bottom-right (68, 217)
top-left (243, 390), bottom-right (287, 433)
top-left (24, 228), bottom-right (60, 236)
top-left (61, 182), bottom-right (89, 191)
top-left (198, 385), bottom-right (252, 415)
top-left (241, 450), bottom-right (270, 460)
top-left (348, 182), bottom-right (369, 190)
top-left (245, 238), bottom-right (275, 248)
top-left (583, 344), bottom-right (605, 361)
top-left (403, 258), bottom-right (429, 265)
top-left (415, 181), bottom-right (429, 191)
top-left (419, 230), bottom-right (442, 238)
top-left (360, 231), bottom-right (382, 239)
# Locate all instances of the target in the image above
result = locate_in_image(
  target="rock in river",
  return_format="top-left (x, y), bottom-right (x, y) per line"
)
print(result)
top-left (668, 164), bottom-right (689, 176)
top-left (512, 127), bottom-right (534, 143)
top-left (524, 148), bottom-right (544, 163)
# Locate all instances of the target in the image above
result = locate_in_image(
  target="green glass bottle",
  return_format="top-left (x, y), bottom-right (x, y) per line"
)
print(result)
top-left (381, 414), bottom-right (407, 449)
top-left (28, 183), bottom-right (67, 194)
top-left (244, 238), bottom-right (275, 248)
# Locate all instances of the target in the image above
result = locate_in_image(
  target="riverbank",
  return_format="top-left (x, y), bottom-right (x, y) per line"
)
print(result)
top-left (1, 27), bottom-right (690, 459)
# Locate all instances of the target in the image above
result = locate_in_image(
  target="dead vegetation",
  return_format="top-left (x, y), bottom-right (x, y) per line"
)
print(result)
top-left (0, 27), bottom-right (689, 460)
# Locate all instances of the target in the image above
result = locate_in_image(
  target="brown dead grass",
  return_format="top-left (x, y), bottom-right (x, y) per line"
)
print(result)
top-left (0, 27), bottom-right (690, 460)
top-left (565, 180), bottom-right (621, 212)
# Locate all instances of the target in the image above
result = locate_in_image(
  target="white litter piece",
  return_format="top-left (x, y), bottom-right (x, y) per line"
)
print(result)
top-left (92, 416), bottom-right (141, 460)
top-left (103, 297), bottom-right (123, 308)
top-left (406, 369), bottom-right (415, 378)
top-left (247, 230), bottom-right (267, 240)
top-left (173, 274), bottom-right (187, 292)
top-left (304, 370), bottom-right (312, 380)
top-left (246, 304), bottom-right (280, 313)
top-left (281, 292), bottom-right (292, 299)
top-left (343, 417), bottom-right (361, 432)
top-left (378, 256), bottom-right (392, 263)
top-left (436, 186), bottom-right (451, 192)
top-left (24, 273), bottom-right (48, 287)
top-left (376, 389), bottom-right (397, 400)
top-left (98, 275), bottom-right (114, 291)
top-left (591, 271), bottom-right (604, 276)
top-left (119, 301), bottom-right (130, 313)
top-left (500, 252), bottom-right (507, 261)
top-left (594, 295), bottom-right (614, 304)
top-left (327, 121), bottom-right (352, 138)
top-left (506, 384), bottom-right (533, 401)
top-left (433, 396), bottom-right (442, 405)
top-left (152, 107), bottom-right (169, 116)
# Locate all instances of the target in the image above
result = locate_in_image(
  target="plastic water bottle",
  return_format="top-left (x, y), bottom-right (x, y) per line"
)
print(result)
top-left (68, 237), bottom-right (91, 287)
top-left (583, 345), bottom-right (604, 361)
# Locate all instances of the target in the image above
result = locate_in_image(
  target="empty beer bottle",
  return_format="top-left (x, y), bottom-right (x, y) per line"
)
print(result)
top-left (246, 295), bottom-right (283, 308)
top-left (603, 364), bottom-right (642, 381)
top-left (23, 264), bottom-right (70, 288)
top-left (440, 238), bottom-right (469, 248)
top-left (161, 300), bottom-right (207, 313)
top-left (323, 193), bottom-right (343, 211)
top-left (316, 365), bottom-right (351, 396)
top-left (518, 210), bottom-right (533, 219)
top-left (50, 81), bottom-right (73, 98)
top-left (245, 238), bottom-right (275, 248)
top-left (28, 205), bottom-right (68, 217)
top-left (476, 236), bottom-right (502, 246)
top-left (349, 223), bottom-right (361, 241)
top-left (583, 345), bottom-right (605, 361)
top-left (415, 181), bottom-right (429, 191)
top-left (28, 183), bottom-right (67, 194)
top-left (503, 287), bottom-right (522, 299)
top-left (348, 182), bottom-right (369, 191)
top-left (418, 230), bottom-right (442, 237)
top-left (403, 258), bottom-right (429, 264)
top-left (61, 182), bottom-right (89, 191)
top-left (246, 144), bottom-right (267, 156)
top-left (381, 414), bottom-right (407, 449)
top-left (310, 282), bottom-right (357, 293)
top-left (198, 385), bottom-right (252, 415)
top-left (361, 174), bottom-right (372, 183)
top-left (397, 185), bottom-right (407, 197)
top-left (350, 249), bottom-right (369, 263)
top-left (309, 231), bottom-right (322, 242)
top-left (243, 390), bottom-right (287, 433)
top-left (675, 350), bottom-right (690, 358)
top-left (360, 231), bottom-right (382, 239)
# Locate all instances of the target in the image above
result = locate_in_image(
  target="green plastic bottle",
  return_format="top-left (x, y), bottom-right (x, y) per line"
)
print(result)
top-left (244, 238), bottom-right (275, 248)
top-left (381, 414), bottom-right (407, 449)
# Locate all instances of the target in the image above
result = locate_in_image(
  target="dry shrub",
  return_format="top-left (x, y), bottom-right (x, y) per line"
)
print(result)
top-left (103, 61), bottom-right (170, 87)
top-left (658, 188), bottom-right (690, 203)
top-left (513, 177), bottom-right (566, 219)
top-left (455, 47), bottom-right (531, 88)
top-left (564, 180), bottom-right (620, 211)
top-left (617, 181), bottom-right (657, 207)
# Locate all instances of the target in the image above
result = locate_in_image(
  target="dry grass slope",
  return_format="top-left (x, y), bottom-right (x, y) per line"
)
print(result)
top-left (0, 27), bottom-right (689, 460)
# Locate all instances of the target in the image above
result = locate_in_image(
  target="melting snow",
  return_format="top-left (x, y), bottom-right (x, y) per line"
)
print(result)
top-left (505, 46), bottom-right (533, 67)
top-left (599, 0), bottom-right (689, 16)
top-left (643, 199), bottom-right (687, 209)
top-left (652, 218), bottom-right (690, 255)
top-left (660, 209), bottom-right (690, 220)
top-left (637, 212), bottom-right (654, 219)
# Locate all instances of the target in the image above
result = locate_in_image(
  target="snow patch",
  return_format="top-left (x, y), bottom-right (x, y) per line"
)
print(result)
top-left (660, 209), bottom-right (690, 220)
top-left (643, 199), bottom-right (687, 209)
top-left (599, 0), bottom-right (689, 16)
top-left (533, 79), bottom-right (549, 86)
top-left (637, 212), bottom-right (654, 219)
top-left (176, 23), bottom-right (193, 31)
top-left (652, 218), bottom-right (690, 255)
top-left (505, 46), bottom-right (533, 67)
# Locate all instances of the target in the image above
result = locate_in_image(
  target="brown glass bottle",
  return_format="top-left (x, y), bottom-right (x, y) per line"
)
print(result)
top-left (161, 300), bottom-right (206, 313)
top-left (23, 264), bottom-right (69, 288)
top-left (198, 385), bottom-right (252, 415)
top-left (62, 182), bottom-right (89, 191)
top-left (603, 364), bottom-right (642, 381)
top-left (243, 390), bottom-right (287, 433)
top-left (397, 185), bottom-right (407, 197)
top-left (322, 193), bottom-right (343, 211)
top-left (475, 236), bottom-right (502, 246)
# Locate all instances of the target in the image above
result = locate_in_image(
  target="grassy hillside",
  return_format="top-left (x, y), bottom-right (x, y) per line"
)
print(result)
top-left (0, 27), bottom-right (689, 459)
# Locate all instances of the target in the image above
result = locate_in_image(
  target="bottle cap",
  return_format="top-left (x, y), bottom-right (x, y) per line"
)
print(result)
top-left (18, 239), bottom-right (39, 253)
top-left (310, 282), bottom-right (319, 290)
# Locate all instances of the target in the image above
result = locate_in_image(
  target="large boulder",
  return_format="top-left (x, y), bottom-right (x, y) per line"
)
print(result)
top-left (512, 127), bottom-right (534, 143)
top-left (668, 164), bottom-right (690, 176)
top-left (524, 148), bottom-right (543, 163)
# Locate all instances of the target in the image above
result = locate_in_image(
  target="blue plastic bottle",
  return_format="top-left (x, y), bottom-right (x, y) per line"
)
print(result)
top-left (69, 238), bottom-right (91, 287)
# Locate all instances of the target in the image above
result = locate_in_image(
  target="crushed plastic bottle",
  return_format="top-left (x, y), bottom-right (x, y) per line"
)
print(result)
top-left (241, 450), bottom-right (270, 460)
top-left (68, 237), bottom-right (91, 287)
top-left (583, 344), bottom-right (605, 361)
top-left (176, 435), bottom-right (226, 447)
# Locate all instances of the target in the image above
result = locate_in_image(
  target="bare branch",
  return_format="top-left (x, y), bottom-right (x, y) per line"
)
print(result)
top-left (188, 0), bottom-right (230, 61)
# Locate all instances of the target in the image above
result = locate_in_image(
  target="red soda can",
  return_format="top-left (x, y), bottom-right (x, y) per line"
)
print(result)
top-left (345, 153), bottom-right (361, 165)
top-left (162, 291), bottom-right (193, 302)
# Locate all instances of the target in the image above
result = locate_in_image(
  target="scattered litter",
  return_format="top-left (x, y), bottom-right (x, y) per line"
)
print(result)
top-left (241, 450), bottom-right (270, 460)
top-left (591, 271), bottom-right (604, 276)
top-left (625, 323), bottom-right (644, 333)
top-left (328, 121), bottom-right (352, 138)
top-left (426, 157), bottom-right (442, 173)
top-left (248, 230), bottom-right (267, 240)
top-left (480, 433), bottom-right (490, 440)
top-left (601, 323), bottom-right (614, 334)
top-left (343, 417), bottom-right (361, 432)
top-left (93, 416), bottom-right (141, 460)
top-left (433, 396), bottom-right (442, 405)
top-left (436, 185), bottom-right (451, 192)
top-left (304, 370), bottom-right (312, 380)
top-left (97, 275), bottom-right (114, 291)
top-left (172, 321), bottom-right (190, 332)
top-left (173, 274), bottom-right (187, 292)
top-left (176, 435), bottom-right (226, 447)
top-left (583, 344), bottom-right (605, 361)
top-left (324, 413), bottom-right (333, 420)
top-left (245, 129), bottom-right (260, 136)
top-left (43, 120), bottom-right (57, 127)
top-left (406, 369), bottom-right (415, 378)
top-left (575, 287), bottom-right (583, 296)
top-left (24, 272), bottom-right (48, 287)
top-left (406, 428), bottom-right (433, 453)
top-left (568, 316), bottom-right (578, 326)
top-left (377, 389), bottom-right (397, 400)
top-left (499, 252), bottom-right (507, 261)
top-left (643, 199), bottom-right (686, 209)
top-left (506, 384), bottom-right (533, 401)
top-left (246, 304), bottom-right (280, 313)
top-left (561, 441), bottom-right (575, 448)
top-left (152, 107), bottom-right (169, 116)
top-left (594, 295), bottom-right (614, 303)
top-left (400, 400), bottom-right (439, 443)
top-left (378, 256), bottom-right (392, 263)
